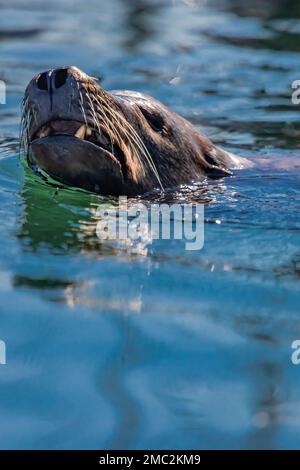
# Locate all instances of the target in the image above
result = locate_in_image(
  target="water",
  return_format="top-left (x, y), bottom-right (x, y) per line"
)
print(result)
top-left (0, 0), bottom-right (299, 449)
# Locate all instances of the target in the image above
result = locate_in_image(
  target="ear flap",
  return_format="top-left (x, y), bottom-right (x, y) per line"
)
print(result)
top-left (139, 106), bottom-right (165, 133)
top-left (202, 146), bottom-right (233, 178)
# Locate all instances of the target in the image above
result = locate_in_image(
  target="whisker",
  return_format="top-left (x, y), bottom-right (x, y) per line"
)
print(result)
top-left (89, 92), bottom-right (163, 189)
top-left (84, 87), bottom-right (125, 158)
top-left (76, 81), bottom-right (88, 126)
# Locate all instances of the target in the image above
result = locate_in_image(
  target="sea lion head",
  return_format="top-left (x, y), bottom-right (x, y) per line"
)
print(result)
top-left (22, 66), bottom-right (234, 196)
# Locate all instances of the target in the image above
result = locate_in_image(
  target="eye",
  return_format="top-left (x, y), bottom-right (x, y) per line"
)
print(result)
top-left (140, 107), bottom-right (165, 133)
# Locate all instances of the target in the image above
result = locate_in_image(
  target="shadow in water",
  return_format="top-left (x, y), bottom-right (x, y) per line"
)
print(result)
top-left (18, 165), bottom-right (109, 254)
top-left (15, 164), bottom-right (150, 312)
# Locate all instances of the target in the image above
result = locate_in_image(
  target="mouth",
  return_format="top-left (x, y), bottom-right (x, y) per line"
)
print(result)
top-left (30, 119), bottom-right (127, 178)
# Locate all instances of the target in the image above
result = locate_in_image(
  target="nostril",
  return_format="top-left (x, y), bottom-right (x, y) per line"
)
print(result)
top-left (54, 68), bottom-right (69, 89)
top-left (36, 72), bottom-right (48, 91)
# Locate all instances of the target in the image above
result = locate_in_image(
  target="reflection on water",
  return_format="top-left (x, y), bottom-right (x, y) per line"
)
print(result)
top-left (0, 0), bottom-right (299, 450)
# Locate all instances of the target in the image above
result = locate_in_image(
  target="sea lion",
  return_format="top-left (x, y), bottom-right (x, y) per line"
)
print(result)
top-left (21, 66), bottom-right (249, 196)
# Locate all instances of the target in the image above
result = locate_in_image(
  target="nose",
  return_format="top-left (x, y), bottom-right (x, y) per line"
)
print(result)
top-left (36, 68), bottom-right (70, 92)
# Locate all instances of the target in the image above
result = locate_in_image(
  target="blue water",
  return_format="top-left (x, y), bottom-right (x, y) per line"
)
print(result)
top-left (0, 0), bottom-right (299, 449)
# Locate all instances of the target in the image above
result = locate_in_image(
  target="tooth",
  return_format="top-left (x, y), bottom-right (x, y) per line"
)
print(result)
top-left (75, 125), bottom-right (86, 139)
top-left (39, 126), bottom-right (50, 138)
top-left (86, 127), bottom-right (92, 137)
